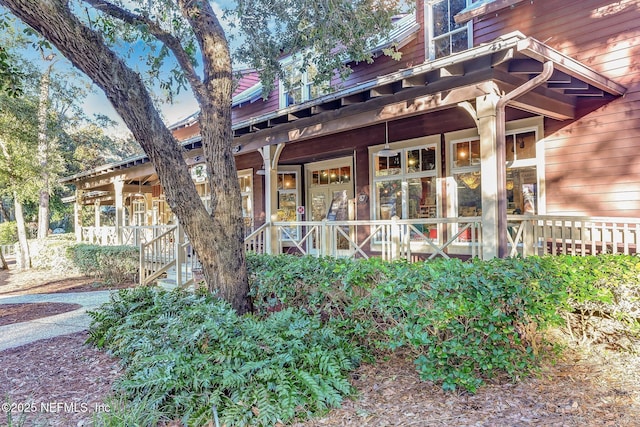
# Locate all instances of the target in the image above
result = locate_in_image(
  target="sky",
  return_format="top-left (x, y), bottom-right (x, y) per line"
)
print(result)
top-left (10, 0), bottom-right (238, 138)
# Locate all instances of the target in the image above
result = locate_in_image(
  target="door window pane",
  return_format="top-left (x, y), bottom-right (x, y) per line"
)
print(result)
top-left (455, 172), bottom-right (481, 216)
top-left (507, 167), bottom-right (537, 214)
top-left (377, 180), bottom-right (402, 219)
top-left (408, 177), bottom-right (436, 219)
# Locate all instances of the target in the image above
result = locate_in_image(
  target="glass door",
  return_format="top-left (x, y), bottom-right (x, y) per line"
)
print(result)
top-left (305, 158), bottom-right (354, 256)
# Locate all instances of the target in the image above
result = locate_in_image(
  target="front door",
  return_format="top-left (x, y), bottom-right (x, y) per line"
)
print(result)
top-left (305, 158), bottom-right (354, 256)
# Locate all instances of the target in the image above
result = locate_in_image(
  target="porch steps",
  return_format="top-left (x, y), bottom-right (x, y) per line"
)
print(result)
top-left (155, 264), bottom-right (194, 290)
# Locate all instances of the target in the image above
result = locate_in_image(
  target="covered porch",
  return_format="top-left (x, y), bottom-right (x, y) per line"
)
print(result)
top-left (61, 32), bottom-right (630, 288)
top-left (74, 215), bottom-right (640, 288)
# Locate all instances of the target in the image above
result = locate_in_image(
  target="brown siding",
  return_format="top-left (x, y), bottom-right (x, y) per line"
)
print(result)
top-left (473, 0), bottom-right (640, 217)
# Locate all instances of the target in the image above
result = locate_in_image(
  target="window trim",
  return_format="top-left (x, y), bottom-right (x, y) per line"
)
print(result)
top-left (424, 0), bottom-right (475, 61)
top-left (369, 135), bottom-right (442, 220)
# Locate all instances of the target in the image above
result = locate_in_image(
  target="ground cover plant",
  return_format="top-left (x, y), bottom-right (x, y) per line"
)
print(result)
top-left (88, 254), bottom-right (640, 426)
top-left (88, 287), bottom-right (362, 426)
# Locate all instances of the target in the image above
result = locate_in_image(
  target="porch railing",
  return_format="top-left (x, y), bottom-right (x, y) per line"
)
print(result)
top-left (247, 217), bottom-right (483, 261)
top-left (81, 225), bottom-right (174, 247)
top-left (80, 215), bottom-right (639, 288)
top-left (1, 243), bottom-right (16, 258)
top-left (507, 215), bottom-right (640, 257)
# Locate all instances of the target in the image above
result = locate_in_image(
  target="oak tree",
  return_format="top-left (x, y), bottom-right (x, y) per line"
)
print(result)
top-left (0, 0), bottom-right (402, 313)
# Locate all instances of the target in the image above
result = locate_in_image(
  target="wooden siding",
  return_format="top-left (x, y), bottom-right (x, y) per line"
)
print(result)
top-left (473, 0), bottom-right (640, 217)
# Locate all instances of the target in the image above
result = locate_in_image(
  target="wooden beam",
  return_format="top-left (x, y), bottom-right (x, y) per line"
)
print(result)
top-left (491, 48), bottom-right (515, 67)
top-left (122, 184), bottom-right (153, 194)
top-left (517, 38), bottom-right (627, 95)
top-left (564, 87), bottom-right (604, 97)
top-left (237, 81), bottom-right (501, 149)
top-left (369, 84), bottom-right (395, 98)
top-left (439, 63), bottom-right (464, 77)
top-left (547, 78), bottom-right (589, 90)
top-left (311, 99), bottom-right (342, 114)
top-left (340, 93), bottom-right (367, 106)
top-left (454, 0), bottom-right (525, 24)
top-left (402, 75), bottom-right (427, 88)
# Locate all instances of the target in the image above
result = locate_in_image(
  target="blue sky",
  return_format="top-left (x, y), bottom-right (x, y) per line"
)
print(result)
top-left (84, 0), bottom-right (238, 137)
top-left (11, 1), bottom-right (238, 138)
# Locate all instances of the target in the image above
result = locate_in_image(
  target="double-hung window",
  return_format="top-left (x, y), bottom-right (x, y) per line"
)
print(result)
top-left (279, 59), bottom-right (330, 108)
top-left (425, 0), bottom-right (475, 60)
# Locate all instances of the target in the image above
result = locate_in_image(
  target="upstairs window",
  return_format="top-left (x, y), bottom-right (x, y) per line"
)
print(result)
top-left (426, 0), bottom-right (474, 60)
top-left (279, 59), bottom-right (330, 108)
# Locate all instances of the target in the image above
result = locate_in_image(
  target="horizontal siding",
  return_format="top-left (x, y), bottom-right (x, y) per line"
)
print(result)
top-left (473, 0), bottom-right (640, 85)
top-left (470, 0), bottom-right (640, 217)
top-left (544, 83), bottom-right (640, 216)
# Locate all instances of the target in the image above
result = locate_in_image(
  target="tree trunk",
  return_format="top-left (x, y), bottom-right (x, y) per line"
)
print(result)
top-left (13, 192), bottom-right (30, 270)
top-left (0, 250), bottom-right (8, 270)
top-left (0, 199), bottom-right (10, 221)
top-left (37, 61), bottom-right (54, 240)
top-left (0, 0), bottom-right (252, 313)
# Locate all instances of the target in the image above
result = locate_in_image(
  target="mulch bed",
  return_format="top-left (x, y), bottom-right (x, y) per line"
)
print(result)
top-left (0, 302), bottom-right (83, 327)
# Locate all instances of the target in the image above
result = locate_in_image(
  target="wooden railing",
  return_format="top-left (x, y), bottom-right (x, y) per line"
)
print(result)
top-left (253, 217), bottom-right (484, 261)
top-left (1, 243), bottom-right (16, 258)
top-left (507, 215), bottom-right (640, 257)
top-left (81, 215), bottom-right (639, 288)
top-left (81, 225), bottom-right (174, 247)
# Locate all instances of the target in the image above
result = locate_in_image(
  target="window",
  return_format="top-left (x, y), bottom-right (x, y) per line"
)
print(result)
top-left (131, 198), bottom-right (147, 226)
top-left (505, 129), bottom-right (538, 214)
top-left (449, 125), bottom-right (540, 218)
top-left (425, 0), bottom-right (474, 60)
top-left (238, 170), bottom-right (253, 233)
top-left (279, 59), bottom-right (330, 108)
top-left (450, 137), bottom-right (482, 217)
top-left (276, 170), bottom-right (300, 240)
top-left (372, 140), bottom-right (439, 221)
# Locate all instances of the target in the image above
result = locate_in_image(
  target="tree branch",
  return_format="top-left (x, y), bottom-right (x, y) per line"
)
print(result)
top-left (83, 0), bottom-right (208, 103)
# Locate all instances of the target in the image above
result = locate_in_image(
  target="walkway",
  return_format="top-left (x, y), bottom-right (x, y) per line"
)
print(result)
top-left (0, 291), bottom-right (113, 351)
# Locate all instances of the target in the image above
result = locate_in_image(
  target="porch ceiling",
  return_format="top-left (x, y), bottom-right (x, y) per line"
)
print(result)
top-left (232, 32), bottom-right (625, 153)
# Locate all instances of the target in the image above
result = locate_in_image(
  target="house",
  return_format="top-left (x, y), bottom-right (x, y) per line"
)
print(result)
top-left (62, 0), bottom-right (639, 269)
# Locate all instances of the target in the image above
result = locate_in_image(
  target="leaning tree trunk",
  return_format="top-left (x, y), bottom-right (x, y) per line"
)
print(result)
top-left (0, 0), bottom-right (252, 313)
top-left (13, 192), bottom-right (30, 270)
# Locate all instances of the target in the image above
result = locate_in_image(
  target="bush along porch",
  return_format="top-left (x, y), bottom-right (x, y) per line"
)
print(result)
top-left (87, 253), bottom-right (640, 426)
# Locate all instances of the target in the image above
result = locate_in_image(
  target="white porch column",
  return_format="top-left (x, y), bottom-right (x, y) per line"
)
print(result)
top-left (74, 190), bottom-right (84, 242)
top-left (114, 178), bottom-right (124, 245)
top-left (260, 144), bottom-right (285, 255)
top-left (94, 200), bottom-right (101, 228)
top-left (476, 93), bottom-right (501, 259)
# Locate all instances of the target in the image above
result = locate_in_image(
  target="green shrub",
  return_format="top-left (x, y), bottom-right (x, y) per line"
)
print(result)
top-left (88, 287), bottom-right (361, 426)
top-left (248, 254), bottom-right (569, 392)
top-left (0, 221), bottom-right (17, 245)
top-left (541, 255), bottom-right (640, 344)
top-left (68, 244), bottom-right (138, 284)
top-left (89, 253), bottom-right (640, 426)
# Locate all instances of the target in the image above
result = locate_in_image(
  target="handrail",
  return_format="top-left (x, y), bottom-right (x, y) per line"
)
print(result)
top-left (110, 214), bottom-right (639, 287)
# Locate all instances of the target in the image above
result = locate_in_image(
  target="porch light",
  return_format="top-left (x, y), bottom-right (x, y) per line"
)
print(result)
top-left (256, 167), bottom-right (266, 175)
top-left (377, 122), bottom-right (399, 157)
